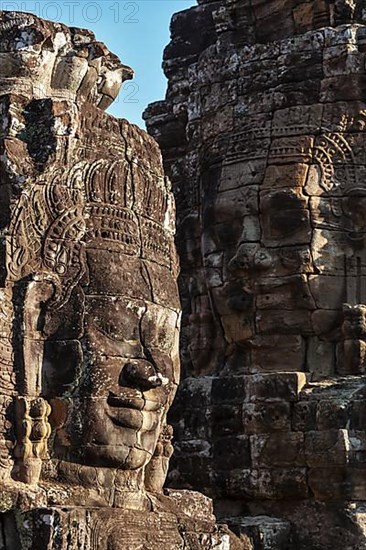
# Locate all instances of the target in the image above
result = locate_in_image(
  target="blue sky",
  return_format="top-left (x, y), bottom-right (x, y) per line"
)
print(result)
top-left (0, 0), bottom-right (196, 127)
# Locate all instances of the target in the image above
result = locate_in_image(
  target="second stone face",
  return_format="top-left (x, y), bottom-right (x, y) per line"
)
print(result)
top-left (146, 0), bottom-right (366, 386)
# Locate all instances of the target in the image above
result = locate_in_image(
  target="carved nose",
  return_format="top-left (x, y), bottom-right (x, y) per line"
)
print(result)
top-left (120, 360), bottom-right (163, 391)
top-left (253, 250), bottom-right (272, 270)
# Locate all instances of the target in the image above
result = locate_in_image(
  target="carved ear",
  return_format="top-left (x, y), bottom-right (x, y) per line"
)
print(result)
top-left (144, 424), bottom-right (174, 494)
top-left (343, 303), bottom-right (352, 312)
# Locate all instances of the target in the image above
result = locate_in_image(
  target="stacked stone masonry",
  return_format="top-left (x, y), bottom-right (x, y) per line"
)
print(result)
top-left (145, 0), bottom-right (366, 548)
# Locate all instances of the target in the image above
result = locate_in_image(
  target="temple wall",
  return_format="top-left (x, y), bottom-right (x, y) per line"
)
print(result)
top-left (145, 1), bottom-right (366, 547)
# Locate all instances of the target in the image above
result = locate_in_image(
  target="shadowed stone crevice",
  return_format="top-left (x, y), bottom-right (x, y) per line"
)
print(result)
top-left (22, 99), bottom-right (56, 169)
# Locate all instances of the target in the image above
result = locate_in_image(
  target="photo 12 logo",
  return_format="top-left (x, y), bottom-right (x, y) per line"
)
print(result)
top-left (0, 1), bottom-right (139, 24)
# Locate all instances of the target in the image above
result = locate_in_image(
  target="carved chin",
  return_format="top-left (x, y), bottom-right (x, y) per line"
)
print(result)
top-left (59, 423), bottom-right (160, 469)
top-left (77, 444), bottom-right (152, 470)
top-left (56, 398), bottom-right (163, 469)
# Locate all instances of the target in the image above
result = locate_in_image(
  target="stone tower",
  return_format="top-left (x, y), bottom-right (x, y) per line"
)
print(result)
top-left (145, 0), bottom-right (366, 547)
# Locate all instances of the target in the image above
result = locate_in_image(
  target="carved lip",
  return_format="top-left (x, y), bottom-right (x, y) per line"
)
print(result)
top-left (107, 408), bottom-right (159, 431)
top-left (107, 391), bottom-right (162, 412)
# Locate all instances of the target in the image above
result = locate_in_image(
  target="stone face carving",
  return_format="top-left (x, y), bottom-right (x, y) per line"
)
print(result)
top-left (145, 0), bottom-right (366, 547)
top-left (0, 10), bottom-right (243, 550)
top-left (0, 10), bottom-right (180, 493)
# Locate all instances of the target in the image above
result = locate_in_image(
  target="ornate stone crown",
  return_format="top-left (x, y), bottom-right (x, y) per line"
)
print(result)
top-left (0, 11), bottom-right (133, 109)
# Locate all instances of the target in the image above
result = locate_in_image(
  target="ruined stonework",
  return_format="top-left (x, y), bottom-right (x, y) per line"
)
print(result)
top-left (145, 0), bottom-right (366, 547)
top-left (0, 11), bottom-right (245, 550)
